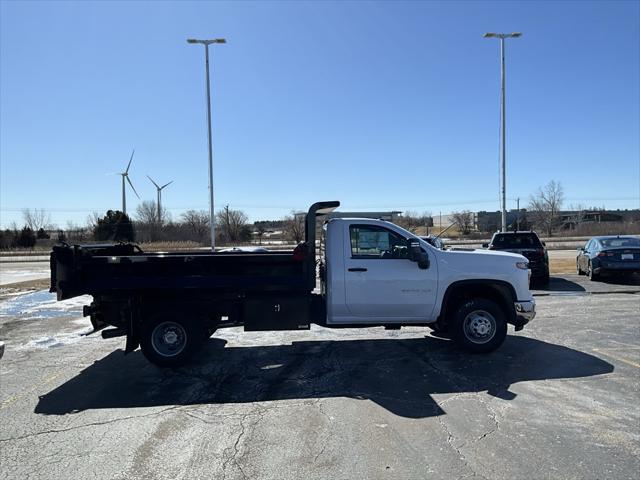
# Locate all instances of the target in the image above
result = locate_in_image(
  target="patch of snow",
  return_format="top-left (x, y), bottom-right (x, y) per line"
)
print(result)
top-left (0, 268), bottom-right (50, 286)
top-left (0, 290), bottom-right (92, 319)
top-left (16, 326), bottom-right (95, 350)
top-left (0, 289), bottom-right (29, 298)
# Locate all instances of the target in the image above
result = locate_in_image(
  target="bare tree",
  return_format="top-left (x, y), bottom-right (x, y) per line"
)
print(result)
top-left (452, 210), bottom-right (474, 235)
top-left (256, 225), bottom-right (266, 245)
top-left (396, 211), bottom-right (433, 232)
top-left (284, 211), bottom-right (305, 243)
top-left (215, 205), bottom-right (250, 243)
top-left (22, 209), bottom-right (51, 231)
top-left (62, 220), bottom-right (85, 242)
top-left (86, 212), bottom-right (102, 231)
top-left (528, 180), bottom-right (564, 236)
top-left (136, 200), bottom-right (168, 225)
top-left (135, 201), bottom-right (168, 242)
top-left (565, 203), bottom-right (588, 231)
top-left (181, 210), bottom-right (210, 243)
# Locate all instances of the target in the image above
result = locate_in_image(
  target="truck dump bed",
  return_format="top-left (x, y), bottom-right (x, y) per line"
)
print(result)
top-left (50, 244), bottom-right (308, 300)
top-left (50, 201), bottom-right (340, 301)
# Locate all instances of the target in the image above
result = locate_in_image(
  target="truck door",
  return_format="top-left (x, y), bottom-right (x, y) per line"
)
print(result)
top-left (343, 224), bottom-right (437, 320)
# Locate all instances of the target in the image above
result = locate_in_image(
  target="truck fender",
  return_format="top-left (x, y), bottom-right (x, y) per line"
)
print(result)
top-left (438, 279), bottom-right (517, 326)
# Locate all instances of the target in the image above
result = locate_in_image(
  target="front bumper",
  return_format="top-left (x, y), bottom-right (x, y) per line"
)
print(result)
top-left (513, 300), bottom-right (536, 330)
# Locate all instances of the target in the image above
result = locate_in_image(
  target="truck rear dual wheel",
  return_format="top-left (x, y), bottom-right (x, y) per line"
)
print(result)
top-left (140, 312), bottom-right (207, 367)
top-left (450, 298), bottom-right (507, 353)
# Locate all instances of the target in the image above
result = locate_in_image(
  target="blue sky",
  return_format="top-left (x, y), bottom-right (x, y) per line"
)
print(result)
top-left (1, 0), bottom-right (639, 228)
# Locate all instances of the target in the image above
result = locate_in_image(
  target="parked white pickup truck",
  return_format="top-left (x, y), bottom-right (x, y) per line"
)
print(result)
top-left (50, 201), bottom-right (535, 367)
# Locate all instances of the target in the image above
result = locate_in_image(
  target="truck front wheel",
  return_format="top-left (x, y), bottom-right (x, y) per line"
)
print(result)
top-left (140, 312), bottom-right (205, 367)
top-left (450, 298), bottom-right (507, 353)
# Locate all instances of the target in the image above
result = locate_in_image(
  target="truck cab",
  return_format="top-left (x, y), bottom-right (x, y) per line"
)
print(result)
top-left (322, 217), bottom-right (535, 346)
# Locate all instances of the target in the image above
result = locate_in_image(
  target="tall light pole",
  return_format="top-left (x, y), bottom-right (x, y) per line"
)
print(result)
top-left (187, 37), bottom-right (226, 250)
top-left (483, 32), bottom-right (521, 232)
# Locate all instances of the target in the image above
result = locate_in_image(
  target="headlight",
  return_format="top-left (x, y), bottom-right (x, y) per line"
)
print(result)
top-left (516, 261), bottom-right (529, 270)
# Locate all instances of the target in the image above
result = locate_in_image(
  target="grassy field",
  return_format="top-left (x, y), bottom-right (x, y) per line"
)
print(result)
top-left (550, 258), bottom-right (575, 274)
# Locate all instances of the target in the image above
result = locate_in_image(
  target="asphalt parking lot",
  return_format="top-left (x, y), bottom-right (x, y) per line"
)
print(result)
top-left (1, 274), bottom-right (639, 480)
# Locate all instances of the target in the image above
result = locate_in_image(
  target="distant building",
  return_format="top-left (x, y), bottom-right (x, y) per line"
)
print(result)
top-left (476, 210), bottom-right (526, 232)
top-left (434, 214), bottom-right (458, 228)
top-left (476, 208), bottom-right (640, 232)
top-left (560, 209), bottom-right (640, 229)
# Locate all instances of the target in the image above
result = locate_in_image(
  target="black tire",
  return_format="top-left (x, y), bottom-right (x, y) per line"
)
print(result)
top-left (140, 311), bottom-right (206, 367)
top-left (587, 261), bottom-right (600, 281)
top-left (450, 298), bottom-right (507, 353)
top-left (577, 261), bottom-right (584, 275)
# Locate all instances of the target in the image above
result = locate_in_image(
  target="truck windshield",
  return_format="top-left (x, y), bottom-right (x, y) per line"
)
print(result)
top-left (491, 233), bottom-right (541, 249)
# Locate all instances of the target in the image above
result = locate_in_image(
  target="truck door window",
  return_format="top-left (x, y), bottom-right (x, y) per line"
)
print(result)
top-left (350, 225), bottom-right (409, 259)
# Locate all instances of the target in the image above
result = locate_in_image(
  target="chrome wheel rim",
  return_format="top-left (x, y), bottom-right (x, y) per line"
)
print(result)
top-left (151, 321), bottom-right (187, 357)
top-left (463, 310), bottom-right (496, 344)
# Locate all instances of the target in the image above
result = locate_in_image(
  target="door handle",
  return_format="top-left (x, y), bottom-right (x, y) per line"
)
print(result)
top-left (348, 267), bottom-right (367, 272)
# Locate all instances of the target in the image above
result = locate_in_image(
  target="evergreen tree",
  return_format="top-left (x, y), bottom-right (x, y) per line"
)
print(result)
top-left (16, 227), bottom-right (36, 248)
top-left (93, 210), bottom-right (135, 242)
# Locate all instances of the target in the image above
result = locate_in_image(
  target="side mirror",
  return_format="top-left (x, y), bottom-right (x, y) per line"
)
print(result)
top-left (542, 241), bottom-right (546, 246)
top-left (409, 241), bottom-right (430, 269)
top-left (408, 241), bottom-right (421, 261)
top-left (482, 243), bottom-right (489, 248)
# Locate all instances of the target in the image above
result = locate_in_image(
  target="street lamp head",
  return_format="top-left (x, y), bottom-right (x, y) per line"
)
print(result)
top-left (187, 38), bottom-right (227, 45)
top-left (484, 32), bottom-right (522, 39)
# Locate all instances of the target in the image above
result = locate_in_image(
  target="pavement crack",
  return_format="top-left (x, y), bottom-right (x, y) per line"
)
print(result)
top-left (313, 400), bottom-right (332, 463)
top-left (221, 412), bottom-right (249, 480)
top-left (473, 396), bottom-right (501, 444)
top-left (0, 405), bottom-right (181, 443)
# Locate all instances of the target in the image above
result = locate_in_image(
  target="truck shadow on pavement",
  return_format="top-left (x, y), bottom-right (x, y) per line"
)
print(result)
top-left (35, 335), bottom-right (613, 419)
top-left (533, 277), bottom-right (586, 293)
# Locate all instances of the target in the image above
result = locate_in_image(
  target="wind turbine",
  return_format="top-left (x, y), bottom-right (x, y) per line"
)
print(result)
top-left (119, 149), bottom-right (140, 215)
top-left (147, 175), bottom-right (173, 223)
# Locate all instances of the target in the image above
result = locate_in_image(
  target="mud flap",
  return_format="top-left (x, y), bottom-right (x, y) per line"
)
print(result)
top-left (124, 311), bottom-right (140, 354)
top-left (125, 333), bottom-right (139, 354)
top-left (512, 317), bottom-right (528, 331)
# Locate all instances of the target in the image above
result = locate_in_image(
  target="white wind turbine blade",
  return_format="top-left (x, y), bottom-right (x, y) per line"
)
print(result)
top-left (125, 149), bottom-right (135, 174)
top-left (147, 175), bottom-right (160, 189)
top-left (126, 175), bottom-right (140, 199)
top-left (160, 180), bottom-right (174, 190)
